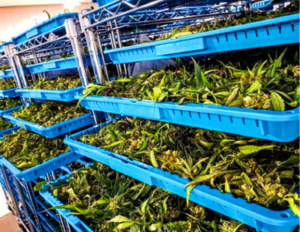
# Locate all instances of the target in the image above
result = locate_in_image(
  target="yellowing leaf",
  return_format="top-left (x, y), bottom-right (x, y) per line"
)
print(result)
top-left (271, 91), bottom-right (285, 111)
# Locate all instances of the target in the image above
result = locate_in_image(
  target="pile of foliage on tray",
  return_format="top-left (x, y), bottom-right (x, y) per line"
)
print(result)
top-left (28, 75), bottom-right (82, 90)
top-left (82, 48), bottom-right (299, 111)
top-left (0, 98), bottom-right (22, 110)
top-left (157, 0), bottom-right (299, 40)
top-left (0, 78), bottom-right (16, 90)
top-left (0, 117), bottom-right (14, 131)
top-left (12, 101), bottom-right (88, 127)
top-left (47, 162), bottom-right (253, 232)
top-left (0, 129), bottom-right (68, 170)
top-left (79, 117), bottom-right (299, 215)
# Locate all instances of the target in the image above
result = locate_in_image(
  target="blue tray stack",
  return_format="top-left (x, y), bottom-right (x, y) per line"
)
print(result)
top-left (0, 127), bottom-right (91, 232)
top-left (36, 0), bottom-right (300, 232)
top-left (0, 12), bottom-right (96, 232)
top-left (0, 0), bottom-right (298, 231)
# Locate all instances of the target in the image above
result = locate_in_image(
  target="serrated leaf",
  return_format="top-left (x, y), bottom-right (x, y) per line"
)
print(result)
top-left (271, 91), bottom-right (285, 111)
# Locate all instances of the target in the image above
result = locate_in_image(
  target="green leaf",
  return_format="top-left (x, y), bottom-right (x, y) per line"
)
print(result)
top-left (67, 188), bottom-right (80, 201)
top-left (238, 145), bottom-right (274, 155)
top-left (225, 179), bottom-right (231, 194)
top-left (192, 58), bottom-right (203, 88)
top-left (274, 90), bottom-right (293, 102)
top-left (177, 97), bottom-right (185, 105)
top-left (102, 140), bottom-right (125, 149)
top-left (294, 86), bottom-right (300, 102)
top-left (246, 81), bottom-right (262, 94)
top-left (148, 222), bottom-right (163, 231)
top-left (271, 91), bottom-right (285, 111)
top-left (95, 199), bottom-right (110, 205)
top-left (149, 150), bottom-right (159, 168)
top-left (109, 215), bottom-right (133, 223)
top-left (117, 222), bottom-right (135, 229)
top-left (114, 78), bottom-right (132, 83)
top-left (285, 197), bottom-right (300, 217)
top-left (226, 88), bottom-right (239, 105)
top-left (43, 10), bottom-right (51, 19)
top-left (186, 173), bottom-right (216, 187)
top-left (34, 181), bottom-right (48, 191)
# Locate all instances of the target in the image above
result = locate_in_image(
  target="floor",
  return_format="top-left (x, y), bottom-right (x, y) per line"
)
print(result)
top-left (0, 213), bottom-right (23, 232)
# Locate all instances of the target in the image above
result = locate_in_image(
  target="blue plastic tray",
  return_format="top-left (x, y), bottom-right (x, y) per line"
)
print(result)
top-left (16, 86), bottom-right (84, 102)
top-left (3, 112), bottom-right (94, 138)
top-left (12, 13), bottom-right (78, 46)
top-left (0, 88), bottom-right (19, 99)
top-left (77, 95), bottom-right (300, 142)
top-left (0, 106), bottom-right (22, 116)
top-left (40, 190), bottom-right (93, 232)
top-left (64, 123), bottom-right (299, 232)
top-left (26, 53), bottom-right (111, 74)
top-left (0, 69), bottom-right (14, 78)
top-left (0, 127), bottom-right (20, 139)
top-left (105, 14), bottom-right (300, 64)
top-left (0, 151), bottom-right (83, 182)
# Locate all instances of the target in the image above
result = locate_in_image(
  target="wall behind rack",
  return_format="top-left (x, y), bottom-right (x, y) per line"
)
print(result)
top-left (0, 2), bottom-right (97, 42)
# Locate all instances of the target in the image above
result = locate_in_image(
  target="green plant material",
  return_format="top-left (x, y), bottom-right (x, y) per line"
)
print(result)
top-left (0, 78), bottom-right (16, 90)
top-left (156, 1), bottom-right (299, 41)
top-left (27, 75), bottom-right (82, 90)
top-left (0, 98), bottom-right (22, 110)
top-left (0, 129), bottom-right (67, 170)
top-left (82, 48), bottom-right (299, 111)
top-left (79, 117), bottom-right (299, 212)
top-left (0, 65), bottom-right (10, 71)
top-left (48, 162), bottom-right (253, 232)
top-left (0, 117), bottom-right (14, 131)
top-left (12, 101), bottom-right (88, 127)
top-left (43, 10), bottom-right (51, 19)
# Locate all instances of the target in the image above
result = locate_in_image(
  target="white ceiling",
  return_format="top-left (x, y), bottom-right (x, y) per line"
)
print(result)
top-left (0, 0), bottom-right (92, 7)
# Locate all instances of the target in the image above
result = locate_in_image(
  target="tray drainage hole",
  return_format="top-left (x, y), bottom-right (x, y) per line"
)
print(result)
top-left (280, 213), bottom-right (290, 218)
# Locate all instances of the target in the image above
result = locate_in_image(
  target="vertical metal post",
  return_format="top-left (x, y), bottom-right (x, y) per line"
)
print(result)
top-left (65, 18), bottom-right (92, 88)
top-left (11, 176), bottom-right (35, 232)
top-left (113, 19), bottom-right (128, 77)
top-left (45, 173), bottom-right (69, 232)
top-left (96, 35), bottom-right (110, 80)
top-left (31, 52), bottom-right (45, 80)
top-left (79, 10), bottom-right (108, 84)
top-left (66, 17), bottom-right (102, 125)
top-left (23, 181), bottom-right (43, 232)
top-left (13, 55), bottom-right (28, 89)
top-left (3, 44), bottom-right (23, 89)
top-left (107, 21), bottom-right (123, 78)
top-left (24, 56), bottom-right (37, 84)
